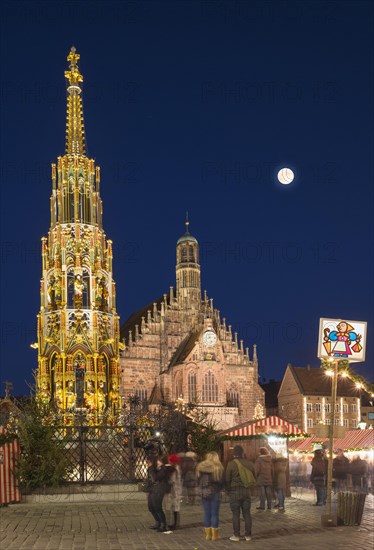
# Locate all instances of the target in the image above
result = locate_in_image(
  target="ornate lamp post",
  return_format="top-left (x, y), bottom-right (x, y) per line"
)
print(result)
top-left (318, 317), bottom-right (367, 527)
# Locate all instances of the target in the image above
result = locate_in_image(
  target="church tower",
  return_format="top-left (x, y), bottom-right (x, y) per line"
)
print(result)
top-left (35, 48), bottom-right (121, 422)
top-left (176, 217), bottom-right (201, 309)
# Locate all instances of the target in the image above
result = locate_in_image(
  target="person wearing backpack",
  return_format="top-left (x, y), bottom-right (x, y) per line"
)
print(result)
top-left (196, 452), bottom-right (224, 541)
top-left (225, 445), bottom-right (256, 542)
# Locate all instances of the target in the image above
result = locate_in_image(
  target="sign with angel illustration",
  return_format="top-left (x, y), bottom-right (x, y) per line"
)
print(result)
top-left (318, 318), bottom-right (367, 362)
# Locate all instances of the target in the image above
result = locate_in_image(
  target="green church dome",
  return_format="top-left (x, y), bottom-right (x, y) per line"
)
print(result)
top-left (177, 217), bottom-right (198, 245)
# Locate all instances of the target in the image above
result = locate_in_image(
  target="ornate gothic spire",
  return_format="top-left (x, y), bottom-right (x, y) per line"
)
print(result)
top-left (64, 47), bottom-right (86, 155)
top-left (35, 50), bottom-right (121, 423)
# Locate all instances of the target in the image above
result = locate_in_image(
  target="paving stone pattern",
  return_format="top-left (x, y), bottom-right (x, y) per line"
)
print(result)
top-left (0, 489), bottom-right (373, 549)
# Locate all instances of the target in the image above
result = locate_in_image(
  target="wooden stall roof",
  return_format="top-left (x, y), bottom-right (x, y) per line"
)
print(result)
top-left (334, 428), bottom-right (374, 451)
top-left (221, 415), bottom-right (305, 438)
top-left (288, 436), bottom-right (328, 452)
top-left (289, 429), bottom-right (374, 453)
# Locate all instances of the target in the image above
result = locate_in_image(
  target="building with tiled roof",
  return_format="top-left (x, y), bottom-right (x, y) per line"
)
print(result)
top-left (120, 221), bottom-right (264, 429)
top-left (278, 364), bottom-right (362, 435)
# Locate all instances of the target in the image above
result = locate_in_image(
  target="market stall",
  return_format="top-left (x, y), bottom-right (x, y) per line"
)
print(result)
top-left (221, 415), bottom-right (305, 463)
top-left (288, 428), bottom-right (374, 491)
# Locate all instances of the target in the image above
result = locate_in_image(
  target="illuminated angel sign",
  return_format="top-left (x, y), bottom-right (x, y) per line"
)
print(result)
top-left (318, 318), bottom-right (367, 362)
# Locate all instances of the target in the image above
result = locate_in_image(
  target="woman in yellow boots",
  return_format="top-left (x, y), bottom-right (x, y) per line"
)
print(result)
top-left (196, 451), bottom-right (224, 541)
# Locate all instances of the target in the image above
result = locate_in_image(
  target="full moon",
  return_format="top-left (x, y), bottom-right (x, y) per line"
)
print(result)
top-left (277, 168), bottom-right (294, 185)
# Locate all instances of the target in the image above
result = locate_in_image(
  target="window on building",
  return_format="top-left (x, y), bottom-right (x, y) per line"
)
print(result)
top-left (325, 419), bottom-right (331, 425)
top-left (307, 418), bottom-right (313, 428)
top-left (335, 404), bottom-right (340, 412)
top-left (306, 403), bottom-right (313, 412)
top-left (343, 404), bottom-right (348, 413)
top-left (188, 246), bottom-right (195, 262)
top-left (315, 403), bottom-right (321, 412)
top-left (351, 404), bottom-right (356, 413)
top-left (188, 372), bottom-right (197, 403)
top-left (202, 371), bottom-right (218, 403)
top-left (351, 419), bottom-right (357, 428)
top-left (334, 418), bottom-right (341, 425)
top-left (343, 419), bottom-right (349, 427)
top-left (135, 388), bottom-right (148, 410)
top-left (175, 375), bottom-right (183, 399)
top-left (325, 404), bottom-right (331, 413)
top-left (227, 391), bottom-right (239, 408)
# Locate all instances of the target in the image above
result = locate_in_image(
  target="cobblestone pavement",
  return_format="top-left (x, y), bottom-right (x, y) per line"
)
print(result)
top-left (0, 488), bottom-right (373, 550)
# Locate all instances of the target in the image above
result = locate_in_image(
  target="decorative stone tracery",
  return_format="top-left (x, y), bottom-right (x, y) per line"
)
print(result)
top-left (35, 49), bottom-right (121, 423)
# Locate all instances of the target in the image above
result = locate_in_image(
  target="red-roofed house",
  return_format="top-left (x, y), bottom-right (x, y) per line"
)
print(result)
top-left (278, 364), bottom-right (362, 435)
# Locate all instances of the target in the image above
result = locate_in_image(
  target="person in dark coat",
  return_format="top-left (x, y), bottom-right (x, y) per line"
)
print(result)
top-left (146, 454), bottom-right (170, 532)
top-left (273, 454), bottom-right (288, 510)
top-left (350, 455), bottom-right (368, 492)
top-left (225, 445), bottom-right (256, 542)
top-left (332, 448), bottom-right (350, 492)
top-left (255, 447), bottom-right (274, 510)
top-left (310, 446), bottom-right (328, 506)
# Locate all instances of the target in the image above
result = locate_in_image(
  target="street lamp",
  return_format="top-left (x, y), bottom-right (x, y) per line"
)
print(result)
top-left (318, 317), bottom-right (367, 527)
top-left (325, 358), bottom-right (338, 521)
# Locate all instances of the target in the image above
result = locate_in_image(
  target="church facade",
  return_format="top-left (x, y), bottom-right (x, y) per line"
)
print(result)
top-left (120, 222), bottom-right (265, 429)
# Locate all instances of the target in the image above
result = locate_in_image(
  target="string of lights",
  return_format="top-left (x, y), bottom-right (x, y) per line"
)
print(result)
top-left (320, 359), bottom-right (374, 397)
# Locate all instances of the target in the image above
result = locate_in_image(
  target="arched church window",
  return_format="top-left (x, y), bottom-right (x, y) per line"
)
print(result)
top-left (202, 371), bottom-right (218, 403)
top-left (181, 246), bottom-right (187, 262)
top-left (175, 374), bottom-right (183, 399)
top-left (188, 372), bottom-right (197, 403)
top-left (135, 388), bottom-right (148, 410)
top-left (188, 246), bottom-right (195, 262)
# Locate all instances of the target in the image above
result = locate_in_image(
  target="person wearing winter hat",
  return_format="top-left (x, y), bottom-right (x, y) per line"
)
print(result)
top-left (255, 447), bottom-right (274, 510)
top-left (225, 445), bottom-right (256, 542)
top-left (164, 454), bottom-right (183, 530)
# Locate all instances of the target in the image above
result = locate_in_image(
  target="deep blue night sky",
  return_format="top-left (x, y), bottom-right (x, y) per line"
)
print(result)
top-left (1, 0), bottom-right (373, 395)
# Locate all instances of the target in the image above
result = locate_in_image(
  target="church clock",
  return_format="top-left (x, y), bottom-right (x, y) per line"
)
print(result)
top-left (203, 330), bottom-right (217, 346)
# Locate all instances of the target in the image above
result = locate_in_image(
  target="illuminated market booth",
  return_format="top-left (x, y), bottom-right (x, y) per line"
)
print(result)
top-left (288, 428), bottom-right (374, 490)
top-left (221, 415), bottom-right (305, 462)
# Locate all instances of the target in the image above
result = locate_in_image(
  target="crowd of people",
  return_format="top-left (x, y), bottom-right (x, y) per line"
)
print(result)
top-left (143, 443), bottom-right (290, 542)
top-left (143, 441), bottom-right (370, 541)
top-left (310, 445), bottom-right (369, 505)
